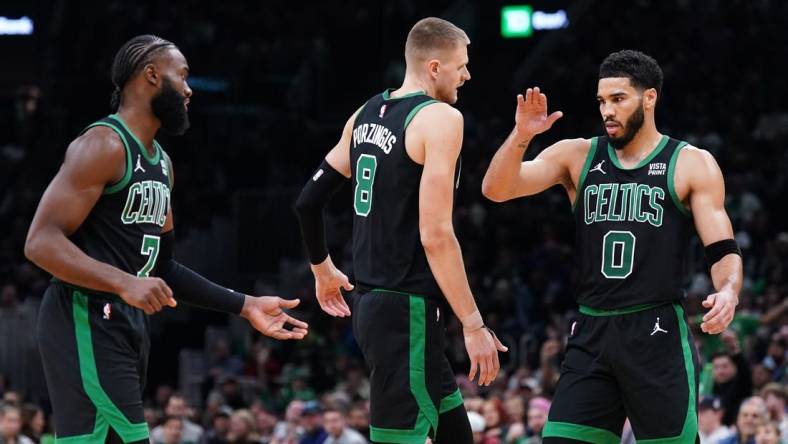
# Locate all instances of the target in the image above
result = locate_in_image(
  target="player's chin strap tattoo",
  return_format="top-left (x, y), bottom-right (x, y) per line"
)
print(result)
top-left (294, 159), bottom-right (348, 264)
top-left (155, 230), bottom-right (245, 314)
top-left (704, 239), bottom-right (742, 270)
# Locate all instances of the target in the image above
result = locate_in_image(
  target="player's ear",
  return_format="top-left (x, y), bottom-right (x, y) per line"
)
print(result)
top-left (427, 58), bottom-right (440, 80)
top-left (142, 64), bottom-right (159, 86)
top-left (644, 88), bottom-right (657, 109)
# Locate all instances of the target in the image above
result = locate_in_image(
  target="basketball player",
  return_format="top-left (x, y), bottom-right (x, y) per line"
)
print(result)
top-left (294, 17), bottom-right (507, 444)
top-left (482, 50), bottom-right (743, 443)
top-left (24, 35), bottom-right (308, 443)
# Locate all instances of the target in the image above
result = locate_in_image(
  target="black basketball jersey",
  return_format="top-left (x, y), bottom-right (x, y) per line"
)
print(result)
top-left (573, 135), bottom-right (693, 309)
top-left (68, 114), bottom-right (172, 281)
top-left (350, 89), bottom-right (454, 298)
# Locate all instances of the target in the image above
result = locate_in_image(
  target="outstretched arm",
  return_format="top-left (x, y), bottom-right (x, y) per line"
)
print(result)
top-left (414, 104), bottom-right (507, 386)
top-left (294, 110), bottom-right (358, 317)
top-left (25, 127), bottom-right (175, 314)
top-left (482, 87), bottom-right (566, 202)
top-left (157, 155), bottom-right (308, 340)
top-left (684, 148), bottom-right (743, 334)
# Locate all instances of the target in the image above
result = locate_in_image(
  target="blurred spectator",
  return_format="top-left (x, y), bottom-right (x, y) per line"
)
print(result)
top-left (19, 404), bottom-right (44, 444)
top-left (0, 404), bottom-right (34, 444)
top-left (346, 404), bottom-right (370, 441)
top-left (227, 409), bottom-right (260, 444)
top-left (719, 397), bottom-right (769, 444)
top-left (759, 383), bottom-right (787, 441)
top-left (521, 397), bottom-right (550, 444)
top-left (151, 394), bottom-right (204, 443)
top-left (298, 401), bottom-right (327, 444)
top-left (203, 406), bottom-right (232, 444)
top-left (698, 396), bottom-right (732, 444)
top-left (502, 395), bottom-right (526, 444)
top-left (322, 408), bottom-right (366, 444)
top-left (272, 400), bottom-right (305, 443)
top-left (468, 411), bottom-right (486, 444)
top-left (481, 398), bottom-right (508, 444)
top-left (713, 331), bottom-right (753, 426)
top-left (152, 416), bottom-right (190, 444)
top-left (753, 422), bottom-right (780, 444)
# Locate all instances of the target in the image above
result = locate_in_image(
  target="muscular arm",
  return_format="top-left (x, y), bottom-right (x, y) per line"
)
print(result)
top-left (683, 148), bottom-right (743, 334)
top-left (415, 104), bottom-right (506, 385)
top-left (25, 128), bottom-right (138, 294)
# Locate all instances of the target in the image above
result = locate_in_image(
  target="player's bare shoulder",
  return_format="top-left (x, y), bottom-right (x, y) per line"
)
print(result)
top-left (674, 144), bottom-right (723, 188)
top-left (410, 101), bottom-right (463, 131)
top-left (540, 137), bottom-right (592, 189)
top-left (62, 124), bottom-right (127, 185)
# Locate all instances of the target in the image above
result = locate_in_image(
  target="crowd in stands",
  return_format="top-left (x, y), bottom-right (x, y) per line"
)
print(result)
top-left (1, 1), bottom-right (786, 443)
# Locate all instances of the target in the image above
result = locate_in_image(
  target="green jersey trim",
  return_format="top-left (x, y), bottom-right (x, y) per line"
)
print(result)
top-left (579, 302), bottom-right (665, 316)
top-left (72, 291), bottom-right (151, 442)
top-left (54, 415), bottom-right (109, 444)
top-left (542, 421), bottom-right (621, 444)
top-left (371, 288), bottom-right (430, 299)
top-left (382, 89), bottom-right (426, 101)
top-left (667, 141), bottom-right (691, 217)
top-left (404, 100), bottom-right (440, 129)
top-left (607, 134), bottom-right (669, 170)
top-left (108, 114), bottom-right (162, 165)
top-left (637, 304), bottom-right (698, 443)
top-left (83, 122), bottom-right (133, 195)
top-left (439, 389), bottom-right (464, 414)
top-left (572, 137), bottom-right (599, 212)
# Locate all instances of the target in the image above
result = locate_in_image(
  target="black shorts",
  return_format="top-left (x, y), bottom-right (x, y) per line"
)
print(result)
top-left (543, 302), bottom-right (699, 444)
top-left (37, 282), bottom-right (150, 443)
top-left (351, 289), bottom-right (464, 444)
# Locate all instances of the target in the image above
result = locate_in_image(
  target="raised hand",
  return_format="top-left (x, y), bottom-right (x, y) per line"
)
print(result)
top-left (241, 296), bottom-right (309, 340)
top-left (515, 87), bottom-right (563, 138)
top-left (310, 256), bottom-right (353, 317)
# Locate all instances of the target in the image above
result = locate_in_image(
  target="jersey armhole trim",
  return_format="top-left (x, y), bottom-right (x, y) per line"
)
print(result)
top-left (82, 122), bottom-right (133, 195)
top-left (667, 141), bottom-right (691, 217)
top-left (157, 142), bottom-right (174, 189)
top-left (572, 137), bottom-right (598, 212)
top-left (403, 100), bottom-right (440, 130)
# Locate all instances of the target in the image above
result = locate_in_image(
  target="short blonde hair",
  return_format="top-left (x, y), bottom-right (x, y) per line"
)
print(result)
top-left (405, 17), bottom-right (469, 63)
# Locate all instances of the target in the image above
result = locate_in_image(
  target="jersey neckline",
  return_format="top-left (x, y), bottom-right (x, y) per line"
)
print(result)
top-left (108, 114), bottom-right (162, 166)
top-left (606, 134), bottom-right (668, 171)
top-left (382, 89), bottom-right (426, 101)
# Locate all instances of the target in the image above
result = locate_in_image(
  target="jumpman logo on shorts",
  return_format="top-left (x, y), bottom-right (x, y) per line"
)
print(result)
top-left (651, 317), bottom-right (668, 336)
top-left (589, 160), bottom-right (606, 175)
top-left (134, 154), bottom-right (146, 173)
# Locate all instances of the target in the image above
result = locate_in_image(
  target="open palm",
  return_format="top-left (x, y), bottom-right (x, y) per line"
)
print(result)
top-left (515, 87), bottom-right (563, 137)
top-left (243, 296), bottom-right (309, 340)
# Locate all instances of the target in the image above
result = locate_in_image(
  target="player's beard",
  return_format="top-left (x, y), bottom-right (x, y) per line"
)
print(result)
top-left (607, 102), bottom-right (644, 150)
top-left (152, 78), bottom-right (190, 136)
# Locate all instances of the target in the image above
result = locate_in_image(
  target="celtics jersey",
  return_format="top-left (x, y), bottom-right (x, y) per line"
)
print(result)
top-left (573, 135), bottom-right (693, 309)
top-left (350, 89), bottom-right (453, 298)
top-left (69, 114), bottom-right (172, 281)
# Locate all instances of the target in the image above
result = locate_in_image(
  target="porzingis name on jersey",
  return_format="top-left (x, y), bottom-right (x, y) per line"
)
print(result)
top-left (583, 182), bottom-right (665, 227)
top-left (352, 123), bottom-right (397, 154)
top-left (121, 180), bottom-right (170, 227)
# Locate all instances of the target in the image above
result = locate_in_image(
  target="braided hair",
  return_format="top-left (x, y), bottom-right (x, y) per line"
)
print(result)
top-left (110, 35), bottom-right (176, 110)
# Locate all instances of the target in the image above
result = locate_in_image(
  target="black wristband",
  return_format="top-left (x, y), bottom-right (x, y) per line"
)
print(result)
top-left (294, 159), bottom-right (347, 264)
top-left (156, 230), bottom-right (245, 315)
top-left (704, 239), bottom-right (741, 268)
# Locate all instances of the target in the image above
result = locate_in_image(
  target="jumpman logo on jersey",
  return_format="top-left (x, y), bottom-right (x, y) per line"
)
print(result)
top-left (589, 160), bottom-right (606, 175)
top-left (650, 317), bottom-right (668, 335)
top-left (134, 154), bottom-right (145, 173)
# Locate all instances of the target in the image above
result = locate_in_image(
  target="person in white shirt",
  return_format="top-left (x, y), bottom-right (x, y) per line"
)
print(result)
top-left (699, 396), bottom-right (732, 444)
top-left (323, 408), bottom-right (368, 444)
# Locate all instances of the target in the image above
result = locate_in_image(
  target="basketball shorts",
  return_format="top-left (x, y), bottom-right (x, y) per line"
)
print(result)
top-left (543, 302), bottom-right (700, 444)
top-left (351, 289), bottom-right (464, 444)
top-left (37, 281), bottom-right (150, 443)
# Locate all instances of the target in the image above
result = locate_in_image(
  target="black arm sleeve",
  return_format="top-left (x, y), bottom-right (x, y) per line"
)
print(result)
top-left (294, 159), bottom-right (348, 264)
top-left (155, 231), bottom-right (245, 315)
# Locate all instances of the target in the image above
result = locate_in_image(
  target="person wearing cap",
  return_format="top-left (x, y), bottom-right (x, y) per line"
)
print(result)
top-left (698, 396), bottom-right (732, 444)
top-left (204, 406), bottom-right (233, 444)
top-left (520, 397), bottom-right (551, 444)
top-left (299, 401), bottom-right (328, 444)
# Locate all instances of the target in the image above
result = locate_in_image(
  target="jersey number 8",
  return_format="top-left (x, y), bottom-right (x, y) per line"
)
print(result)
top-left (354, 154), bottom-right (378, 217)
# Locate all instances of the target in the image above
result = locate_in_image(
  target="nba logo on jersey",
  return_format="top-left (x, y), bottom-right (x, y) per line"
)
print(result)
top-left (103, 303), bottom-right (112, 320)
top-left (379, 104), bottom-right (387, 118)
